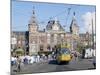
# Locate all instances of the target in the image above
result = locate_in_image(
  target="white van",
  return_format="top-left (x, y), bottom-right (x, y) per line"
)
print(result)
top-left (84, 48), bottom-right (95, 58)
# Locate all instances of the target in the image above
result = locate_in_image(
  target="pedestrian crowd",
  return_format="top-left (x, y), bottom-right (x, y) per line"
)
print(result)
top-left (11, 54), bottom-right (54, 72)
top-left (11, 54), bottom-right (54, 66)
top-left (71, 50), bottom-right (82, 61)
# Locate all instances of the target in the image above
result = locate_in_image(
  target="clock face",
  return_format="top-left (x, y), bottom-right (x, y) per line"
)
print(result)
top-left (52, 24), bottom-right (59, 30)
top-left (30, 26), bottom-right (37, 32)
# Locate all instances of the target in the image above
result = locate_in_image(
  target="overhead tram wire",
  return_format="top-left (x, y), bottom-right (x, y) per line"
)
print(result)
top-left (12, 9), bottom-right (70, 30)
top-left (62, 7), bottom-right (71, 28)
top-left (37, 11), bottom-right (66, 31)
top-left (38, 10), bottom-right (67, 25)
top-left (13, 7), bottom-right (72, 30)
top-left (37, 9), bottom-right (69, 29)
top-left (38, 7), bottom-right (72, 26)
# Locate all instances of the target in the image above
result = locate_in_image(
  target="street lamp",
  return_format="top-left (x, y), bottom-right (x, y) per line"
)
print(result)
top-left (91, 13), bottom-right (94, 49)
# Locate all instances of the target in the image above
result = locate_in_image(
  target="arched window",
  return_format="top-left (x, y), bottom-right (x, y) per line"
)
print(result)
top-left (47, 45), bottom-right (51, 51)
top-left (40, 45), bottom-right (43, 51)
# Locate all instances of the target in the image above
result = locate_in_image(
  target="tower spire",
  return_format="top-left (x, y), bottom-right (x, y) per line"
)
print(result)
top-left (70, 11), bottom-right (79, 34)
top-left (32, 6), bottom-right (35, 14)
top-left (29, 6), bottom-right (38, 25)
top-left (73, 11), bottom-right (75, 16)
top-left (73, 11), bottom-right (76, 20)
top-left (28, 6), bottom-right (38, 32)
top-left (54, 17), bottom-right (58, 24)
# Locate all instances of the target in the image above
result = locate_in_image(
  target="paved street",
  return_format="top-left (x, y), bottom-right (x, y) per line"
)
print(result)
top-left (11, 58), bottom-right (95, 75)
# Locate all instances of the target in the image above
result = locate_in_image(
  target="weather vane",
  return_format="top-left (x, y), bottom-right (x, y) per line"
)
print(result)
top-left (32, 6), bottom-right (35, 14)
top-left (73, 11), bottom-right (75, 16)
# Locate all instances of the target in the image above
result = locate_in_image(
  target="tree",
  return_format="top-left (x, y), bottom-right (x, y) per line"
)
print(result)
top-left (77, 43), bottom-right (84, 53)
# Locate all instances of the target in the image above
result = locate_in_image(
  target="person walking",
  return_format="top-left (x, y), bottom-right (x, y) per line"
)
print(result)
top-left (11, 56), bottom-right (14, 66)
top-left (37, 55), bottom-right (40, 63)
top-left (24, 57), bottom-right (28, 64)
top-left (93, 56), bottom-right (96, 69)
top-left (16, 56), bottom-right (21, 72)
top-left (74, 52), bottom-right (78, 61)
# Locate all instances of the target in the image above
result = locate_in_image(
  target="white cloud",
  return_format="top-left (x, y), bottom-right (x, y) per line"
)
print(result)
top-left (82, 12), bottom-right (96, 34)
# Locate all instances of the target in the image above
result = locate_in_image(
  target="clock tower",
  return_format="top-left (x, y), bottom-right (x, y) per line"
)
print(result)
top-left (28, 9), bottom-right (39, 55)
top-left (70, 12), bottom-right (79, 36)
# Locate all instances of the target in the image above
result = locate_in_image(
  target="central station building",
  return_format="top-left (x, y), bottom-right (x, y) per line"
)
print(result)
top-left (28, 10), bottom-right (79, 55)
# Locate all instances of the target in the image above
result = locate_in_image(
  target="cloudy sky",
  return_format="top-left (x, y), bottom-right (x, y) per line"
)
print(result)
top-left (82, 12), bottom-right (96, 33)
top-left (12, 0), bottom-right (96, 33)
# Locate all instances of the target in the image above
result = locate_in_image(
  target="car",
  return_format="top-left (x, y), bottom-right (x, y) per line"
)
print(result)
top-left (56, 48), bottom-right (72, 64)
